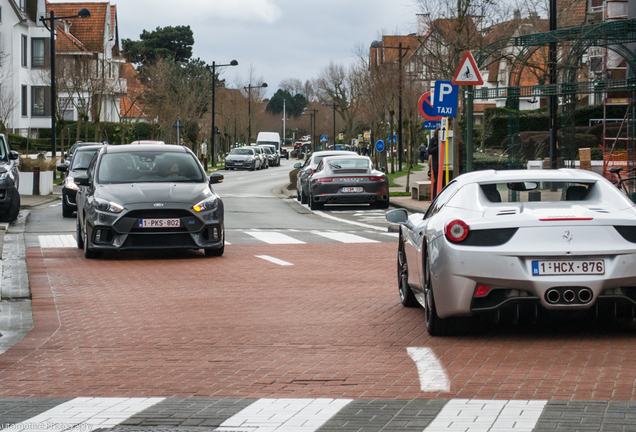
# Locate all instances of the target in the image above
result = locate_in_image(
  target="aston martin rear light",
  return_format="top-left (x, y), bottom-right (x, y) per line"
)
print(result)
top-left (475, 285), bottom-right (491, 297)
top-left (445, 219), bottom-right (469, 242)
top-left (368, 176), bottom-right (385, 181)
top-left (316, 177), bottom-right (333, 183)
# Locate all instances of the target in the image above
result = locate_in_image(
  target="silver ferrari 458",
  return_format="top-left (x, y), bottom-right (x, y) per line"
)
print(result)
top-left (386, 169), bottom-right (636, 335)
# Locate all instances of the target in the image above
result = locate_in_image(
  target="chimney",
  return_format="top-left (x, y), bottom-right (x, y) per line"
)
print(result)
top-left (416, 14), bottom-right (429, 36)
top-left (514, 9), bottom-right (521, 20)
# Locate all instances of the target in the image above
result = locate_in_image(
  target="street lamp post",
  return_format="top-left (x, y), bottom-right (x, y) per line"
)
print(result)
top-left (302, 108), bottom-right (318, 152)
top-left (208, 60), bottom-right (238, 168)
top-left (321, 102), bottom-right (338, 149)
top-left (40, 7), bottom-right (91, 160)
top-left (244, 83), bottom-right (268, 144)
top-left (371, 40), bottom-right (409, 172)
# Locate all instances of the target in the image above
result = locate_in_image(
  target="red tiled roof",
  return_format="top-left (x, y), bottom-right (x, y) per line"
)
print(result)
top-left (119, 63), bottom-right (147, 118)
top-left (474, 104), bottom-right (496, 112)
top-left (56, 27), bottom-right (87, 52)
top-left (47, 2), bottom-right (109, 53)
top-left (377, 35), bottom-right (421, 65)
top-left (559, 0), bottom-right (587, 28)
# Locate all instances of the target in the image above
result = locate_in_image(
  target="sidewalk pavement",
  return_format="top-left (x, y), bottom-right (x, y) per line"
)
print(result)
top-left (388, 162), bottom-right (432, 214)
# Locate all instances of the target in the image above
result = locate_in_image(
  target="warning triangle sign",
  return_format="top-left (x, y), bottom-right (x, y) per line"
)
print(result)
top-left (452, 51), bottom-right (484, 86)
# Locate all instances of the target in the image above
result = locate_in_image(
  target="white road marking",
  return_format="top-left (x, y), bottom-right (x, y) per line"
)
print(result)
top-left (215, 398), bottom-right (352, 432)
top-left (255, 255), bottom-right (293, 266)
top-left (38, 235), bottom-right (76, 248)
top-left (424, 399), bottom-right (547, 432)
top-left (11, 397), bottom-right (165, 431)
top-left (49, 203), bottom-right (61, 207)
top-left (246, 231), bottom-right (306, 244)
top-left (312, 231), bottom-right (379, 244)
top-left (312, 210), bottom-right (386, 231)
top-left (220, 194), bottom-right (278, 198)
top-left (407, 347), bottom-right (450, 392)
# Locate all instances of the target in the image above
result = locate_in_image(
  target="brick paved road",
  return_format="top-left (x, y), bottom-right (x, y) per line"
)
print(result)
top-left (0, 243), bottom-right (634, 402)
top-left (2, 243), bottom-right (636, 430)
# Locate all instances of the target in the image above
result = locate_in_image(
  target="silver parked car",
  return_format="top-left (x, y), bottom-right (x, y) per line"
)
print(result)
top-left (225, 148), bottom-right (261, 171)
top-left (386, 169), bottom-right (636, 336)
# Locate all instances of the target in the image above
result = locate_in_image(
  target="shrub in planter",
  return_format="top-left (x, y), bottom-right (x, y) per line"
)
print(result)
top-left (18, 156), bottom-right (57, 172)
top-left (290, 150), bottom-right (298, 158)
top-left (289, 168), bottom-right (300, 189)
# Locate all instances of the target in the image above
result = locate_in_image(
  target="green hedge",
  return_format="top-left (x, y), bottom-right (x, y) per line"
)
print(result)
top-left (472, 152), bottom-right (509, 171)
top-left (7, 134), bottom-right (51, 153)
top-left (482, 105), bottom-right (629, 150)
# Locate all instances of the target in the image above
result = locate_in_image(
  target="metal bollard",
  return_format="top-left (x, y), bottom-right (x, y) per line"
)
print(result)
top-left (33, 167), bottom-right (41, 196)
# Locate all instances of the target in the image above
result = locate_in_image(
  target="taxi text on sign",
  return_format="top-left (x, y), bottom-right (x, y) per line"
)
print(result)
top-left (452, 51), bottom-right (484, 86)
top-left (433, 81), bottom-right (458, 117)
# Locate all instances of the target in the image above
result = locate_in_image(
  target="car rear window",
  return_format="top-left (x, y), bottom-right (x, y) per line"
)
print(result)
top-left (98, 151), bottom-right (204, 184)
top-left (71, 150), bottom-right (98, 170)
top-left (327, 158), bottom-right (370, 172)
top-left (480, 181), bottom-right (596, 203)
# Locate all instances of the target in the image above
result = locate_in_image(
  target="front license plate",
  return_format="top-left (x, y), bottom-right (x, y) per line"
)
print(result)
top-left (532, 260), bottom-right (605, 276)
top-left (138, 218), bottom-right (181, 228)
top-left (341, 187), bottom-right (363, 193)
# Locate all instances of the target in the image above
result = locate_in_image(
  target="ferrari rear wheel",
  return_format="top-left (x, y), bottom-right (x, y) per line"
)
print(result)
top-left (424, 254), bottom-right (464, 336)
top-left (309, 193), bottom-right (323, 210)
top-left (398, 239), bottom-right (418, 307)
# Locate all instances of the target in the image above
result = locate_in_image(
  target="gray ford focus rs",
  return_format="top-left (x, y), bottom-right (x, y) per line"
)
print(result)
top-left (75, 144), bottom-right (225, 258)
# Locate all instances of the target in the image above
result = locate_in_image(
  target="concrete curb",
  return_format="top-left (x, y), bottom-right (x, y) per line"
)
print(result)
top-left (389, 199), bottom-right (428, 214)
top-left (20, 194), bottom-right (61, 209)
top-left (273, 183), bottom-right (295, 200)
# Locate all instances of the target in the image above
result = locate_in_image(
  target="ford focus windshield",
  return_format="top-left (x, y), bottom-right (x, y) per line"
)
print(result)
top-left (97, 152), bottom-right (204, 184)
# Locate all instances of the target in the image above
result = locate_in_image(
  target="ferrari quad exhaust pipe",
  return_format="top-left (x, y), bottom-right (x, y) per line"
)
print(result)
top-left (578, 288), bottom-right (593, 304)
top-left (563, 290), bottom-right (576, 303)
top-left (546, 289), bottom-right (560, 304)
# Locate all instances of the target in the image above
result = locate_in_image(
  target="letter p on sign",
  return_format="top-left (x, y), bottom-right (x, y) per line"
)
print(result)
top-left (433, 80), bottom-right (458, 117)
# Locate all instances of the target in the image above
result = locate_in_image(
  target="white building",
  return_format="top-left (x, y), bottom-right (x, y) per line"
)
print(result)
top-left (0, 0), bottom-right (52, 137)
top-left (49, 1), bottom-right (126, 124)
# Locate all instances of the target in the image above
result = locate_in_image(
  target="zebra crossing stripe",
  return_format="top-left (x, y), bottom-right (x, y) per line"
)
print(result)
top-left (423, 399), bottom-right (547, 432)
top-left (312, 231), bottom-right (379, 244)
top-left (38, 235), bottom-right (76, 248)
top-left (256, 255), bottom-right (293, 266)
top-left (245, 231), bottom-right (306, 244)
top-left (215, 398), bottom-right (352, 432)
top-left (7, 397), bottom-right (164, 431)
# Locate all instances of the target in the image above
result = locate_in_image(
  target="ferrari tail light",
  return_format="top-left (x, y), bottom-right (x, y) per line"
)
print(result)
top-left (316, 177), bottom-right (333, 183)
top-left (368, 176), bottom-right (385, 181)
top-left (445, 219), bottom-right (469, 242)
top-left (475, 284), bottom-right (491, 297)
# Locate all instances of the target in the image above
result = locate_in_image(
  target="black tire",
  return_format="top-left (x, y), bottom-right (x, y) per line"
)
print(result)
top-left (424, 254), bottom-right (464, 336)
top-left (398, 239), bottom-right (418, 307)
top-left (309, 193), bottom-right (323, 210)
top-left (204, 243), bottom-right (224, 257)
top-left (62, 200), bottom-right (74, 218)
top-left (0, 188), bottom-right (20, 223)
top-left (250, 164), bottom-right (255, 171)
top-left (300, 188), bottom-right (308, 205)
top-left (296, 188), bottom-right (301, 201)
top-left (76, 217), bottom-right (84, 249)
top-left (83, 220), bottom-right (102, 259)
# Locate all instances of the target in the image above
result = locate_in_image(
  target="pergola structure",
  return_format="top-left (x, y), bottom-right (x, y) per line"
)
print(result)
top-left (464, 18), bottom-right (636, 181)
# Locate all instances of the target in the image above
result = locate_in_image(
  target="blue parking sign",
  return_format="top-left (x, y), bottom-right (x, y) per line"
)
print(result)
top-left (433, 80), bottom-right (458, 117)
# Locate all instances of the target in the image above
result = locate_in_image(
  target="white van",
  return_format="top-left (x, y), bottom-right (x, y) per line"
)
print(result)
top-left (256, 132), bottom-right (288, 159)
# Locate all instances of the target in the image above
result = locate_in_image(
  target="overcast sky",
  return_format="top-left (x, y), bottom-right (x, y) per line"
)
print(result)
top-left (53, 0), bottom-right (421, 98)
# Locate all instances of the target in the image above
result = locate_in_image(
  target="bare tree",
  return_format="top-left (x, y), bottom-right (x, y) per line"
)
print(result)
top-left (0, 49), bottom-right (18, 132)
top-left (313, 62), bottom-right (361, 145)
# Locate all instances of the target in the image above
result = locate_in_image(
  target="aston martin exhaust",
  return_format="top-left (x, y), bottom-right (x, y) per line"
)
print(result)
top-left (563, 290), bottom-right (576, 303)
top-left (578, 288), bottom-right (593, 304)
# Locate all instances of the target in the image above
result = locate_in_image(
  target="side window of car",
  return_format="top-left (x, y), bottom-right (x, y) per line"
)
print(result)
top-left (315, 160), bottom-right (324, 173)
top-left (87, 154), bottom-right (98, 183)
top-left (424, 181), bottom-right (459, 219)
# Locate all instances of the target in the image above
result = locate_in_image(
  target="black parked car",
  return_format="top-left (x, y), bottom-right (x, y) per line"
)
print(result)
top-left (60, 141), bottom-right (108, 170)
top-left (0, 134), bottom-right (20, 222)
top-left (75, 144), bottom-right (225, 258)
top-left (57, 144), bottom-right (107, 217)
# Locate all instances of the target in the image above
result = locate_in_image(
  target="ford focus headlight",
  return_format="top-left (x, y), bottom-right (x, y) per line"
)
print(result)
top-left (193, 196), bottom-right (218, 212)
top-left (65, 176), bottom-right (79, 191)
top-left (95, 197), bottom-right (124, 213)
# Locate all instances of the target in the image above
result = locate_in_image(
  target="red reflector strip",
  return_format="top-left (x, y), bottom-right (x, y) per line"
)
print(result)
top-left (539, 218), bottom-right (593, 221)
top-left (475, 285), bottom-right (491, 297)
top-left (316, 178), bottom-right (333, 183)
